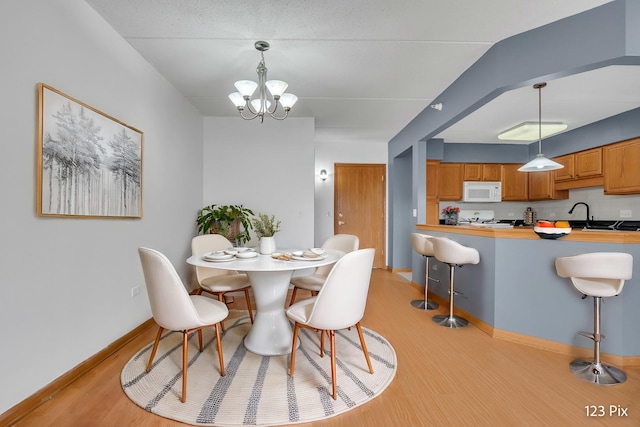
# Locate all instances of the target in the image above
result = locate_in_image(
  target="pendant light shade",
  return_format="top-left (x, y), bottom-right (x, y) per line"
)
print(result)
top-left (518, 82), bottom-right (564, 172)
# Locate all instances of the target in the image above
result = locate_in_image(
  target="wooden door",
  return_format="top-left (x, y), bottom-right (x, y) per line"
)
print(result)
top-left (575, 147), bottom-right (602, 178)
top-left (501, 164), bottom-right (528, 201)
top-left (604, 138), bottom-right (640, 194)
top-left (482, 164), bottom-right (501, 181)
top-left (438, 163), bottom-right (463, 200)
top-left (334, 163), bottom-right (386, 268)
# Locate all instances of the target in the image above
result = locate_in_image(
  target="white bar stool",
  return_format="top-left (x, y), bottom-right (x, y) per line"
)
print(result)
top-left (410, 233), bottom-right (439, 310)
top-left (555, 252), bottom-right (633, 385)
top-left (428, 237), bottom-right (480, 328)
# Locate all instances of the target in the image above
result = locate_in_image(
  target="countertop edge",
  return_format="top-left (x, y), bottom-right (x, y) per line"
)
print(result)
top-left (416, 224), bottom-right (640, 244)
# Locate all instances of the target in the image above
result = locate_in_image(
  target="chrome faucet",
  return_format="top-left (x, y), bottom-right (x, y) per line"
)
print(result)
top-left (568, 202), bottom-right (592, 225)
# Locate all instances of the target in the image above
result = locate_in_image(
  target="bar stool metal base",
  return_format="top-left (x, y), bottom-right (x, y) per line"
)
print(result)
top-left (432, 314), bottom-right (468, 328)
top-left (411, 299), bottom-right (439, 310)
top-left (570, 359), bottom-right (627, 385)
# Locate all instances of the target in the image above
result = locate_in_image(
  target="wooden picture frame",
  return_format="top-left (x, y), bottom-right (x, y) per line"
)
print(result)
top-left (37, 83), bottom-right (143, 218)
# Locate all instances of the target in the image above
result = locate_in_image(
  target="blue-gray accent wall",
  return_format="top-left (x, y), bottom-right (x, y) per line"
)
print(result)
top-left (388, 0), bottom-right (640, 270)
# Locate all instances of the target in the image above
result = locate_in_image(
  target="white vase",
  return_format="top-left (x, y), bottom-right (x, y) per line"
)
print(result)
top-left (259, 236), bottom-right (276, 255)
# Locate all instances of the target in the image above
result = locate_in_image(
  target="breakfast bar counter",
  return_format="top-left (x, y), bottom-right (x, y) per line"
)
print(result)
top-left (413, 224), bottom-right (640, 361)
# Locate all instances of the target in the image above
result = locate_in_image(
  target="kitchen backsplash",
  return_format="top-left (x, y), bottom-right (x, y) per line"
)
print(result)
top-left (439, 186), bottom-right (638, 221)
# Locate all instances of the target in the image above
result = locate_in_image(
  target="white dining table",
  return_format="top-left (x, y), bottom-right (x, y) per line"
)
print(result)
top-left (186, 250), bottom-right (340, 356)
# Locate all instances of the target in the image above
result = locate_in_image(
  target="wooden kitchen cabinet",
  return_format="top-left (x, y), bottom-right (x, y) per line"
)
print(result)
top-left (426, 160), bottom-right (440, 225)
top-left (438, 163), bottom-right (464, 201)
top-left (501, 164), bottom-right (528, 201)
top-left (604, 138), bottom-right (640, 194)
top-left (554, 147), bottom-right (603, 190)
top-left (463, 163), bottom-right (501, 181)
top-left (528, 170), bottom-right (568, 200)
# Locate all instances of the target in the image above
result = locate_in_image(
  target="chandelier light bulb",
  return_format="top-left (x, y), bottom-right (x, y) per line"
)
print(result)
top-left (228, 92), bottom-right (245, 108)
top-left (265, 80), bottom-right (288, 98)
top-left (279, 93), bottom-right (298, 110)
top-left (234, 80), bottom-right (258, 97)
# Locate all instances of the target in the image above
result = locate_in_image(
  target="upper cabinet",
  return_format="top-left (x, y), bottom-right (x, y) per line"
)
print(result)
top-left (604, 138), bottom-right (640, 194)
top-left (463, 163), bottom-right (501, 181)
top-left (438, 163), bottom-right (464, 201)
top-left (501, 164), bottom-right (528, 201)
top-left (528, 170), bottom-right (568, 200)
top-left (554, 147), bottom-right (604, 190)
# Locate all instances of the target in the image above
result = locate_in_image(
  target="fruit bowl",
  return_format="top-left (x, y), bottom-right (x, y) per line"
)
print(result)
top-left (534, 226), bottom-right (572, 240)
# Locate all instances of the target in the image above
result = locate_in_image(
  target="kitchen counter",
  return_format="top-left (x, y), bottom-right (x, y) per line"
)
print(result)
top-left (413, 224), bottom-right (640, 360)
top-left (417, 224), bottom-right (640, 244)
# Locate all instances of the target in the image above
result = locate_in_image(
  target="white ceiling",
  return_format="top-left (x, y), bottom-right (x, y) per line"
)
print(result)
top-left (85, 0), bottom-right (639, 145)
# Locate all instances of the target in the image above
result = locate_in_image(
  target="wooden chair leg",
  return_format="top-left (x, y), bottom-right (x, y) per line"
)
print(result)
top-left (320, 330), bottom-right (325, 357)
top-left (356, 322), bottom-right (374, 374)
top-left (329, 330), bottom-right (337, 400)
top-left (217, 293), bottom-right (226, 331)
top-left (215, 323), bottom-right (225, 376)
top-left (146, 327), bottom-right (164, 372)
top-left (289, 323), bottom-right (300, 377)
top-left (244, 288), bottom-right (254, 324)
top-left (197, 329), bottom-right (203, 352)
top-left (181, 330), bottom-right (188, 402)
top-left (289, 287), bottom-right (298, 307)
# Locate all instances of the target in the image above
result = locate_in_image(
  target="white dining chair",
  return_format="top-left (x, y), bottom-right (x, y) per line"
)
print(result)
top-left (288, 234), bottom-right (359, 306)
top-left (287, 248), bottom-right (375, 400)
top-left (138, 247), bottom-right (228, 403)
top-left (191, 234), bottom-right (254, 326)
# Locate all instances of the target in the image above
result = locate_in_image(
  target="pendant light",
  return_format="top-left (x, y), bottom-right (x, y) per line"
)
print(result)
top-left (518, 82), bottom-right (564, 172)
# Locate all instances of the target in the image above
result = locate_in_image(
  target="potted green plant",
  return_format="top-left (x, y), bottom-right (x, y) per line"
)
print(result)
top-left (252, 213), bottom-right (281, 254)
top-left (196, 204), bottom-right (254, 246)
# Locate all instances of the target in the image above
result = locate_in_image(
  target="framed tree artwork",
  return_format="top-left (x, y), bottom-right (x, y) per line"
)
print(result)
top-left (36, 83), bottom-right (143, 218)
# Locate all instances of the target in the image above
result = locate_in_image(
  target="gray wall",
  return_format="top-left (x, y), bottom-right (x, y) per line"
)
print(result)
top-left (0, 0), bottom-right (204, 413)
top-left (419, 231), bottom-right (640, 356)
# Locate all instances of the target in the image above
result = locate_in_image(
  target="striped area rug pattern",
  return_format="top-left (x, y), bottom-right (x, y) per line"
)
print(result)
top-left (121, 313), bottom-right (397, 426)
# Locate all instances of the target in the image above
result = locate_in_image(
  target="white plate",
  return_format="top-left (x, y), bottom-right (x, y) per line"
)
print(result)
top-left (203, 253), bottom-right (235, 261)
top-left (236, 251), bottom-right (258, 259)
top-left (203, 257), bottom-right (235, 262)
top-left (291, 255), bottom-right (327, 261)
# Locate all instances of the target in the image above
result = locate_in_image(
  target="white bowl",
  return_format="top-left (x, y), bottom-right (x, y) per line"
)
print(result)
top-left (310, 248), bottom-right (325, 255)
top-left (224, 249), bottom-right (238, 255)
top-left (292, 250), bottom-right (304, 257)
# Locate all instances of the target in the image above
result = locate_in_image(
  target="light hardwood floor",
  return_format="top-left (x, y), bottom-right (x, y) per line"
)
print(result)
top-left (10, 269), bottom-right (640, 426)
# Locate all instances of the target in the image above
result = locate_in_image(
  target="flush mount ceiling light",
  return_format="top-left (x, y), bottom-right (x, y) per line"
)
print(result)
top-left (518, 83), bottom-right (564, 172)
top-left (228, 41), bottom-right (298, 122)
top-left (498, 121), bottom-right (567, 141)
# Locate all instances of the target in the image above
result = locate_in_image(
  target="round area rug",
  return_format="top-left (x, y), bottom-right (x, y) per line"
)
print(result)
top-left (121, 314), bottom-right (397, 426)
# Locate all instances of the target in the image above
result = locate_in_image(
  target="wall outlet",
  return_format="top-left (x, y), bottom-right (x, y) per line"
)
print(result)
top-left (131, 286), bottom-right (141, 297)
top-left (412, 208), bottom-right (417, 217)
top-left (507, 212), bottom-right (514, 217)
top-left (620, 209), bottom-right (632, 218)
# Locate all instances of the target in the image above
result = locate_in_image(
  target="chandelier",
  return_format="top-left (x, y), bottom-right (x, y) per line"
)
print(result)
top-left (228, 41), bottom-right (298, 122)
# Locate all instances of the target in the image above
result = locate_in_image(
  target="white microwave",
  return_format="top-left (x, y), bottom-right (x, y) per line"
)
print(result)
top-left (463, 181), bottom-right (502, 202)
